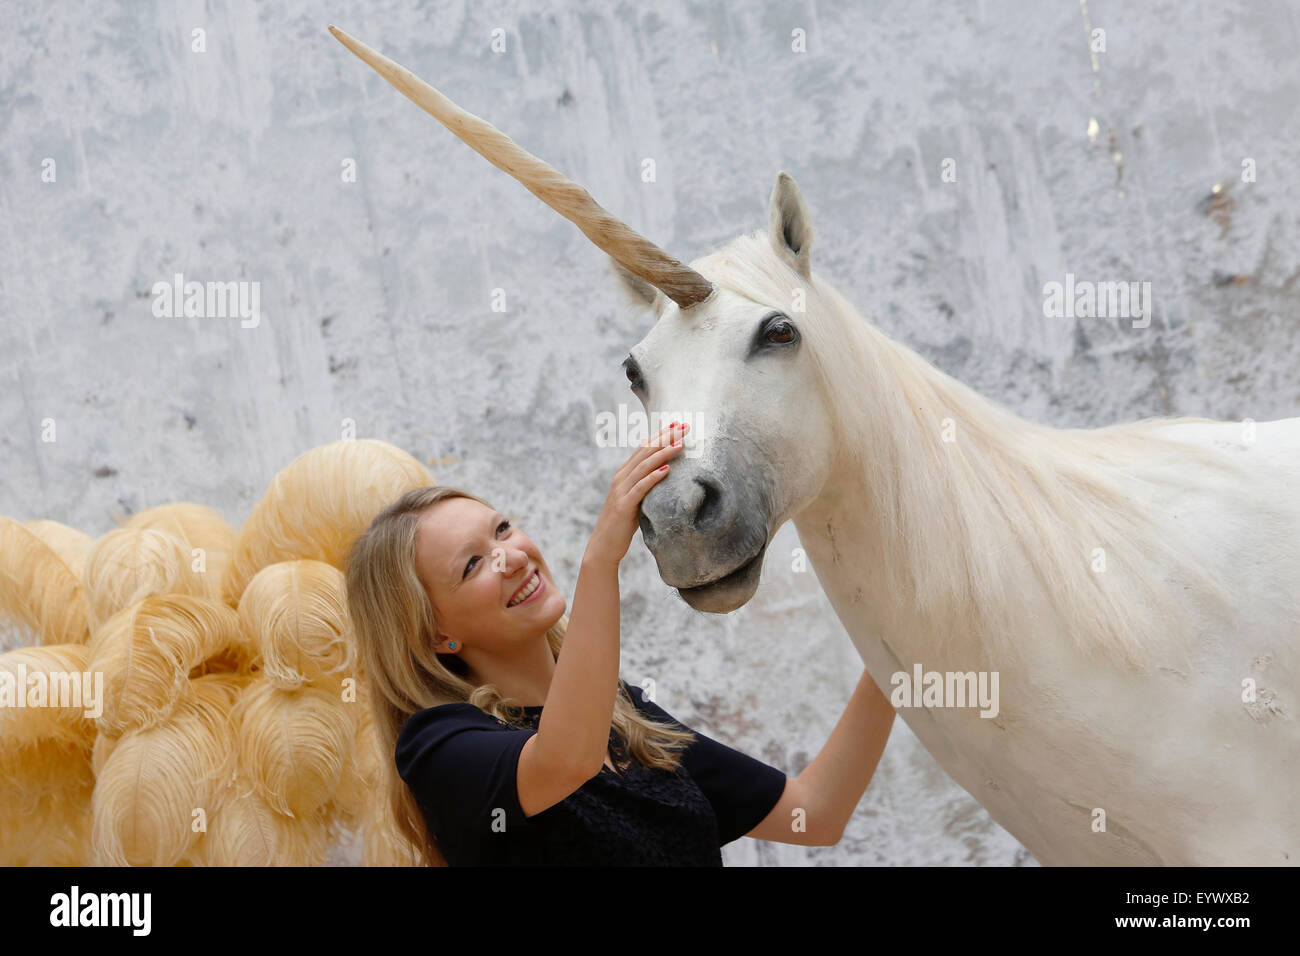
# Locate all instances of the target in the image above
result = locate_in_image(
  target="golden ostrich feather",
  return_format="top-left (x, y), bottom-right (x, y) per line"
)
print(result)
top-left (190, 786), bottom-right (332, 866)
top-left (22, 519), bottom-right (94, 581)
top-left (0, 737), bottom-right (95, 865)
top-left (0, 517), bottom-right (90, 646)
top-left (221, 439), bottom-right (432, 604)
top-left (83, 526), bottom-right (209, 634)
top-left (125, 502), bottom-right (238, 606)
top-left (2, 439), bottom-right (435, 866)
top-left (87, 594), bottom-right (244, 736)
top-left (238, 560), bottom-right (356, 689)
top-left (0, 643), bottom-right (97, 747)
top-left (90, 672), bottom-right (244, 866)
top-left (231, 679), bottom-right (358, 820)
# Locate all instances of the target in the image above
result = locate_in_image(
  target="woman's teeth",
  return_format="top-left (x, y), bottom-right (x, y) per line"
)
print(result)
top-left (507, 570), bottom-right (540, 607)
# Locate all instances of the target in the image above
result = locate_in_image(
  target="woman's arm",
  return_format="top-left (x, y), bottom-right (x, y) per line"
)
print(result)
top-left (525, 555), bottom-right (622, 785)
top-left (746, 668), bottom-right (897, 846)
top-left (516, 424), bottom-right (687, 816)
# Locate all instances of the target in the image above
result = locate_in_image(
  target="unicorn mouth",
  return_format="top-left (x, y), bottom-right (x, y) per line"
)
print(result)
top-left (677, 543), bottom-right (767, 597)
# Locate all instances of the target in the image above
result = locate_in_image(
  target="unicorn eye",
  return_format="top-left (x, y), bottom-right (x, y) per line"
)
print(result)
top-left (623, 356), bottom-right (645, 392)
top-left (765, 320), bottom-right (797, 345)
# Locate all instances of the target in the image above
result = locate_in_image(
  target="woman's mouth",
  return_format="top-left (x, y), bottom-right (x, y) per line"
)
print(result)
top-left (507, 570), bottom-right (543, 608)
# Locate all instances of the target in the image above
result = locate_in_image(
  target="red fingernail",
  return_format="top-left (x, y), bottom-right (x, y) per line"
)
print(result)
top-left (659, 465), bottom-right (668, 471)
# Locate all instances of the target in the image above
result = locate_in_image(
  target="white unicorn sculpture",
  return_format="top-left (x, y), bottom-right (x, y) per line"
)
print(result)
top-left (330, 26), bottom-right (1299, 866)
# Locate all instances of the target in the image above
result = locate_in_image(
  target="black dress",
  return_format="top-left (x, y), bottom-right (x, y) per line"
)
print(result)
top-left (394, 678), bottom-right (789, 866)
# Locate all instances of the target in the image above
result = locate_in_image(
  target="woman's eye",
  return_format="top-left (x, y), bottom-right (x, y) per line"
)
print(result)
top-left (463, 521), bottom-right (513, 577)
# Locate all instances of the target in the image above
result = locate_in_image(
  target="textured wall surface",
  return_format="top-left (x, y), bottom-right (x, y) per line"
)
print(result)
top-left (2, 0), bottom-right (1297, 865)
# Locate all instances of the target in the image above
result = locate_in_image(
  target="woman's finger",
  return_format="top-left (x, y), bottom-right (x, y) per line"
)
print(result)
top-left (618, 433), bottom-right (684, 497)
top-left (628, 460), bottom-right (671, 500)
top-left (625, 423), bottom-right (685, 472)
top-left (613, 425), bottom-right (671, 480)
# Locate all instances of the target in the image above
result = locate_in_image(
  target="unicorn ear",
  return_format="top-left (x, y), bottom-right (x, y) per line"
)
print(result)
top-left (768, 171), bottom-right (814, 279)
top-left (610, 258), bottom-right (667, 313)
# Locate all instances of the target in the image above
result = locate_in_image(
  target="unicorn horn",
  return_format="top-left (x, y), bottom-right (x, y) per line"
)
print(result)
top-left (327, 25), bottom-right (715, 309)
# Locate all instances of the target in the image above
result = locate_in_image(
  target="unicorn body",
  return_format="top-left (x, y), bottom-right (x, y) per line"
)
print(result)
top-left (795, 413), bottom-right (1300, 866)
top-left (626, 250), bottom-right (1299, 865)
top-left (330, 26), bottom-right (1300, 864)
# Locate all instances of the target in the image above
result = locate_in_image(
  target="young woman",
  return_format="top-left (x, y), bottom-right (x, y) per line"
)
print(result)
top-left (345, 422), bottom-right (896, 865)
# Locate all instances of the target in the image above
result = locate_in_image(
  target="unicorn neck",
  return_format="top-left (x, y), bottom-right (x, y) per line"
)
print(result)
top-left (803, 325), bottom-right (1042, 640)
top-left (792, 289), bottom-right (1226, 670)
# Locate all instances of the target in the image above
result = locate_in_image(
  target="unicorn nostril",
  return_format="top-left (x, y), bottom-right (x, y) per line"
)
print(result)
top-left (692, 476), bottom-right (722, 530)
top-left (638, 510), bottom-right (655, 547)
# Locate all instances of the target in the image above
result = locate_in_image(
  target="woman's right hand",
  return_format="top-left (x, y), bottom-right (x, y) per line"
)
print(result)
top-left (584, 422), bottom-right (688, 567)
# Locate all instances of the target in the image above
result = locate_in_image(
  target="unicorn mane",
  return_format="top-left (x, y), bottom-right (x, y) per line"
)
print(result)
top-left (692, 231), bottom-right (1245, 672)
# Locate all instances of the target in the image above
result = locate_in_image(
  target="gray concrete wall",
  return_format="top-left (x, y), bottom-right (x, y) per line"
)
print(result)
top-left (2, 0), bottom-right (1297, 865)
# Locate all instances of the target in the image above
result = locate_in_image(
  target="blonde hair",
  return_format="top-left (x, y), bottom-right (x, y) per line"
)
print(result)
top-left (344, 485), bottom-right (698, 866)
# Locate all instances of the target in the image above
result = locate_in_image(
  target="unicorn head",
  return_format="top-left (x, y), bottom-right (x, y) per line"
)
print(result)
top-left (330, 27), bottom-right (840, 612)
top-left (610, 180), bottom-right (840, 612)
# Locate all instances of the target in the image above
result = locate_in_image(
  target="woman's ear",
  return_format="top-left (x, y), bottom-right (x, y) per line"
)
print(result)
top-left (768, 171), bottom-right (814, 279)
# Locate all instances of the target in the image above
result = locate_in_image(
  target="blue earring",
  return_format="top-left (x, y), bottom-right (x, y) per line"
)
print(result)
top-left (448, 642), bottom-right (457, 650)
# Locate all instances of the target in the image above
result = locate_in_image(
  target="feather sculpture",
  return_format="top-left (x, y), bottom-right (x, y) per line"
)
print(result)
top-left (0, 439), bottom-right (434, 866)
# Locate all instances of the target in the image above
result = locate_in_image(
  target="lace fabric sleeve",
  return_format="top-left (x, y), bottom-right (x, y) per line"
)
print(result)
top-left (622, 679), bottom-right (789, 845)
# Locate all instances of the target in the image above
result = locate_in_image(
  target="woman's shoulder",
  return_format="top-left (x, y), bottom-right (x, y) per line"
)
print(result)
top-left (397, 701), bottom-right (512, 746)
top-left (394, 701), bottom-right (531, 786)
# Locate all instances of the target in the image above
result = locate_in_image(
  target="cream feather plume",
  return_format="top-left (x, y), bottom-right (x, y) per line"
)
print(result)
top-left (0, 439), bottom-right (435, 866)
top-left (0, 518), bottom-right (90, 646)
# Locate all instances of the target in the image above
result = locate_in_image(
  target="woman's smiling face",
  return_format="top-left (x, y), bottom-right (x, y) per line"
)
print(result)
top-left (414, 496), bottom-right (565, 651)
